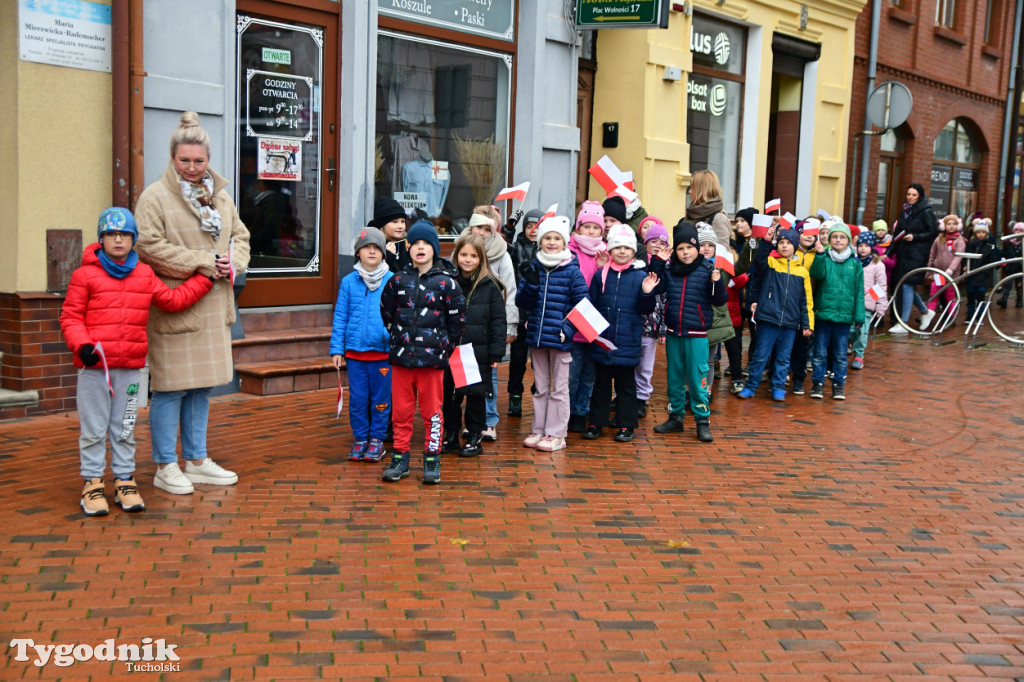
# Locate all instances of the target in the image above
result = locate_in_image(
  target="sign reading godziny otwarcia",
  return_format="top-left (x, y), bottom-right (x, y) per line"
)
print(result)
top-left (379, 0), bottom-right (515, 41)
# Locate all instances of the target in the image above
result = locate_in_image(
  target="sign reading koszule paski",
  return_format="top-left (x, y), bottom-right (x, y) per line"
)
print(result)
top-left (379, 0), bottom-right (515, 41)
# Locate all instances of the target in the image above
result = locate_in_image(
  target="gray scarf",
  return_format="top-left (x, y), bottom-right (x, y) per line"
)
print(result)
top-left (828, 247), bottom-right (853, 263)
top-left (179, 173), bottom-right (223, 239)
top-left (354, 261), bottom-right (390, 291)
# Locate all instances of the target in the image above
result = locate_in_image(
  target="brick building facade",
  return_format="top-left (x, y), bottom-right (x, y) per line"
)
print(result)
top-left (845, 0), bottom-right (1018, 230)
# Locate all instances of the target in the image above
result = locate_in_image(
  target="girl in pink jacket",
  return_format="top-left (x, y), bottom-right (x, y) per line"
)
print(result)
top-left (922, 214), bottom-right (966, 330)
top-left (851, 232), bottom-right (887, 370)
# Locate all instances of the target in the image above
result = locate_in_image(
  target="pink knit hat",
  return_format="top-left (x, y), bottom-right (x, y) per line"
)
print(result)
top-left (1013, 222), bottom-right (1024, 233)
top-left (575, 200), bottom-right (606, 233)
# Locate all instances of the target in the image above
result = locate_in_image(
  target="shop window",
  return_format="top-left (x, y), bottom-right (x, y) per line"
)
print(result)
top-left (687, 13), bottom-right (747, 214)
top-left (375, 32), bottom-right (511, 237)
top-left (931, 119), bottom-right (981, 219)
top-left (935, 0), bottom-right (956, 28)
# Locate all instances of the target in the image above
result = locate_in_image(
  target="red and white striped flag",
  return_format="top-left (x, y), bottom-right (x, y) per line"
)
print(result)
top-left (449, 344), bottom-right (482, 388)
top-left (608, 183), bottom-right (638, 204)
top-left (622, 171), bottom-right (635, 191)
top-left (566, 298), bottom-right (609, 343)
top-left (228, 237), bottom-right (236, 286)
top-left (494, 181), bottom-right (531, 202)
top-left (593, 336), bottom-right (617, 351)
top-left (588, 155), bottom-right (626, 193)
top-left (714, 244), bottom-right (735, 275)
top-left (336, 369), bottom-right (344, 419)
top-left (537, 203), bottom-right (558, 225)
top-left (778, 212), bottom-right (797, 230)
top-left (933, 273), bottom-right (946, 286)
top-left (751, 213), bottom-right (773, 238)
top-left (765, 198), bottom-right (782, 214)
top-left (94, 341), bottom-right (114, 396)
top-left (802, 223), bottom-right (820, 236)
top-left (867, 284), bottom-right (886, 301)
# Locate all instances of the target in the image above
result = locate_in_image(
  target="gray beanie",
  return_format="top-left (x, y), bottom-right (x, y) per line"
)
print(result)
top-left (354, 226), bottom-right (386, 254)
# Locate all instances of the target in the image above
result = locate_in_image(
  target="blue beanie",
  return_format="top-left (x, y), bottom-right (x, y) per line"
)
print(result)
top-left (406, 219), bottom-right (440, 260)
top-left (856, 232), bottom-right (877, 248)
top-left (777, 228), bottom-right (800, 247)
top-left (97, 207), bottom-right (138, 245)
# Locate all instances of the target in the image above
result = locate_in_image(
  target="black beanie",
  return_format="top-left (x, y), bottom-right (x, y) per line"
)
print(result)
top-left (370, 197), bottom-right (407, 228)
top-left (602, 196), bottom-right (627, 224)
top-left (673, 220), bottom-right (698, 248)
top-left (735, 207), bottom-right (757, 226)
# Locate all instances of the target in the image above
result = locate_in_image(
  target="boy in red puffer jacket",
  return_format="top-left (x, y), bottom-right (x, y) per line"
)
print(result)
top-left (60, 208), bottom-right (214, 517)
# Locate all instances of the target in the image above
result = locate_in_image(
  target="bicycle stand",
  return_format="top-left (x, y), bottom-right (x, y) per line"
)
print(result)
top-left (930, 301), bottom-right (959, 346)
top-left (965, 300), bottom-right (991, 349)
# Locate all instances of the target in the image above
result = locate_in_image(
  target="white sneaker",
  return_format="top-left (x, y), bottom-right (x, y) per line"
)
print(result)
top-left (481, 426), bottom-right (497, 442)
top-left (154, 462), bottom-right (194, 495)
top-left (887, 323), bottom-right (909, 335)
top-left (919, 309), bottom-right (936, 330)
top-left (184, 459), bottom-right (238, 486)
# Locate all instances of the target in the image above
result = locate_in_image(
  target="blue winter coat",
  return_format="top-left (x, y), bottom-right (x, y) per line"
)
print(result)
top-left (650, 256), bottom-right (728, 337)
top-left (330, 270), bottom-right (394, 356)
top-left (588, 262), bottom-right (656, 366)
top-left (746, 240), bottom-right (814, 331)
top-left (515, 257), bottom-right (589, 352)
top-left (380, 261), bottom-right (466, 369)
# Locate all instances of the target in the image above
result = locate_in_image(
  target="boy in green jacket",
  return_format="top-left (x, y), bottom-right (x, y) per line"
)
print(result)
top-left (809, 224), bottom-right (864, 401)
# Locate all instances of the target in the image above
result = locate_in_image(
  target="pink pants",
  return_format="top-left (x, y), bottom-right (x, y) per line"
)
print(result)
top-left (927, 280), bottom-right (956, 311)
top-left (529, 348), bottom-right (571, 438)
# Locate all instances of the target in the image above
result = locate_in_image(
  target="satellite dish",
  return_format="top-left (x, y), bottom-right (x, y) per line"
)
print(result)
top-left (866, 81), bottom-right (913, 130)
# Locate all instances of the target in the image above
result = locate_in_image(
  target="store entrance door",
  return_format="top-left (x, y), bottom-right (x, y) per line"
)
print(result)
top-left (235, 1), bottom-right (338, 307)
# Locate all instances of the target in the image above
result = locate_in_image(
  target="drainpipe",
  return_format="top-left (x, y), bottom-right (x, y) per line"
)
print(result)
top-left (111, 0), bottom-right (129, 207)
top-left (128, 0), bottom-right (145, 210)
top-left (855, 0), bottom-right (881, 226)
top-left (996, 0), bottom-right (1023, 232)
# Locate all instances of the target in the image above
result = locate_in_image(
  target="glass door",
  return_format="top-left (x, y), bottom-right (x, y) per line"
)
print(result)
top-left (235, 2), bottom-right (338, 306)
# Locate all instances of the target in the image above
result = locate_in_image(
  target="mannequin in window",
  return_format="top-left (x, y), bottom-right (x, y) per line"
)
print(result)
top-left (402, 144), bottom-right (450, 218)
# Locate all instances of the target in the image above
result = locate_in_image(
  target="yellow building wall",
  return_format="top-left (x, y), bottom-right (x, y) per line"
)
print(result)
top-left (0, 0), bottom-right (112, 293)
top-left (589, 0), bottom-right (866, 225)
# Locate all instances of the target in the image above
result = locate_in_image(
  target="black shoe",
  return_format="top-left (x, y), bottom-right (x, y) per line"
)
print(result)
top-left (459, 433), bottom-right (483, 457)
top-left (653, 414), bottom-right (685, 433)
top-left (809, 382), bottom-right (824, 399)
top-left (998, 298), bottom-right (1008, 309)
top-left (695, 418), bottom-right (713, 443)
top-left (422, 453), bottom-right (441, 484)
top-left (382, 451), bottom-right (410, 482)
top-left (792, 382), bottom-right (805, 396)
top-left (582, 425), bottom-right (602, 440)
top-left (614, 427), bottom-right (634, 442)
top-left (637, 400), bottom-right (647, 418)
top-left (508, 394), bottom-right (522, 417)
top-left (440, 430), bottom-right (460, 454)
top-left (832, 385), bottom-right (846, 401)
top-left (568, 415), bottom-right (588, 433)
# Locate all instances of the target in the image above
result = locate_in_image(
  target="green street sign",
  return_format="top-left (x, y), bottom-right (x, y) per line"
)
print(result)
top-left (575, 0), bottom-right (668, 29)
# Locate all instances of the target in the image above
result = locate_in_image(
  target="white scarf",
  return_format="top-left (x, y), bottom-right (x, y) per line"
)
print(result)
top-left (179, 173), bottom-right (223, 239)
top-left (536, 248), bottom-right (572, 268)
top-left (828, 247), bottom-right (853, 263)
top-left (354, 261), bottom-right (390, 291)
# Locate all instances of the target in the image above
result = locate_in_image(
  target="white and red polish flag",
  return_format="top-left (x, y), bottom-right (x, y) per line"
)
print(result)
top-left (94, 341), bottom-right (114, 396)
top-left (867, 284), bottom-right (886, 301)
top-left (608, 184), bottom-right (638, 204)
top-left (802, 223), bottom-right (820, 236)
top-left (751, 213), bottom-right (774, 238)
top-left (228, 237), bottom-right (236, 286)
top-left (449, 344), bottom-right (482, 389)
top-left (538, 203), bottom-right (558, 225)
top-left (336, 369), bottom-right (344, 419)
top-left (765, 198), bottom-right (782, 214)
top-left (566, 298), bottom-right (609, 343)
top-left (714, 244), bottom-right (735, 276)
top-left (622, 171), bottom-right (635, 191)
top-left (933, 273), bottom-right (946, 286)
top-left (778, 212), bottom-right (797, 230)
top-left (588, 155), bottom-right (626, 194)
top-left (593, 336), bottom-right (617, 351)
top-left (495, 181), bottom-right (531, 202)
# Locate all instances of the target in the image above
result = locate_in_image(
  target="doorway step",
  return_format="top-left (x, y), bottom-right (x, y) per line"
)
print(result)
top-left (233, 308), bottom-right (340, 395)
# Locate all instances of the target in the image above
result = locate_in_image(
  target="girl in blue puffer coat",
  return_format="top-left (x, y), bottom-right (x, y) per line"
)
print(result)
top-left (515, 215), bottom-right (589, 453)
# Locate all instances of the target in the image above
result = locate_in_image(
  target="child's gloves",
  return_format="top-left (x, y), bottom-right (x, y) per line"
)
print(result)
top-left (522, 266), bottom-right (541, 286)
top-left (79, 344), bottom-right (100, 367)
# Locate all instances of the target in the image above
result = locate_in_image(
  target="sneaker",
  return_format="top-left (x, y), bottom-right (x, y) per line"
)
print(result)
top-left (772, 389), bottom-right (786, 401)
top-left (832, 385), bottom-right (846, 401)
top-left (185, 459), bottom-right (238, 486)
top-left (582, 425), bottom-right (602, 440)
top-left (614, 427), bottom-right (634, 442)
top-left (154, 462), bottom-right (194, 495)
top-left (349, 441), bottom-right (368, 461)
top-left (481, 426), bottom-right (497, 442)
top-left (637, 400), bottom-right (647, 418)
top-left (382, 451), bottom-right (410, 482)
top-left (695, 419), bottom-right (714, 443)
top-left (851, 358), bottom-right (864, 370)
top-left (919, 309), bottom-right (936, 330)
top-left (522, 433), bottom-right (543, 448)
top-left (113, 477), bottom-right (145, 513)
top-left (887, 323), bottom-right (909, 335)
top-left (653, 414), bottom-right (685, 433)
top-left (809, 382), bottom-right (824, 399)
top-left (508, 394), bottom-right (522, 417)
top-left (736, 388), bottom-right (755, 399)
top-left (422, 453), bottom-right (441, 484)
top-left (730, 380), bottom-right (745, 395)
top-left (363, 439), bottom-right (387, 463)
top-left (792, 383), bottom-right (805, 396)
top-left (535, 436), bottom-right (566, 452)
top-left (80, 478), bottom-right (109, 517)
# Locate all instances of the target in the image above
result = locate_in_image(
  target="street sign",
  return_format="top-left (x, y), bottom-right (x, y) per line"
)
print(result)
top-left (576, 0), bottom-right (669, 30)
top-left (866, 81), bottom-right (913, 130)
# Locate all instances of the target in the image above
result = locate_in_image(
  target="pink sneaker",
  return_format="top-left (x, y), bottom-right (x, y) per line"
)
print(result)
top-left (536, 436), bottom-right (566, 452)
top-left (522, 433), bottom-right (543, 448)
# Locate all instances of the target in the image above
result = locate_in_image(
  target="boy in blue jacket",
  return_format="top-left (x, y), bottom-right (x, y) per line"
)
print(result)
top-left (330, 227), bottom-right (394, 463)
top-left (649, 221), bottom-right (728, 442)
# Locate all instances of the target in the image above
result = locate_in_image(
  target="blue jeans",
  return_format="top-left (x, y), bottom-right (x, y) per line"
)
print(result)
top-left (485, 366), bottom-right (499, 428)
top-left (812, 320), bottom-right (851, 386)
top-left (568, 342), bottom-right (595, 417)
top-left (743, 323), bottom-right (796, 394)
top-left (900, 284), bottom-right (926, 322)
top-left (149, 388), bottom-right (212, 464)
top-left (346, 358), bottom-right (392, 441)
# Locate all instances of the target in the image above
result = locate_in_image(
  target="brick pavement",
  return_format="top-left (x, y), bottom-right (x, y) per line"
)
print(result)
top-left (1, 333), bottom-right (1023, 680)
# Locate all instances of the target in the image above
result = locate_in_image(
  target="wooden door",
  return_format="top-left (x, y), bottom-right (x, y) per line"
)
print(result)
top-left (235, 0), bottom-right (339, 307)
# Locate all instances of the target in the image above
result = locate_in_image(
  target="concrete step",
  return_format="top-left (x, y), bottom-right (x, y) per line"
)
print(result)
top-left (235, 357), bottom-right (343, 396)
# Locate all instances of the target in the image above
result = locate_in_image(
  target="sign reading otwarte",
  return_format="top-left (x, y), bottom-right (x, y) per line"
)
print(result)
top-left (575, 0), bottom-right (669, 29)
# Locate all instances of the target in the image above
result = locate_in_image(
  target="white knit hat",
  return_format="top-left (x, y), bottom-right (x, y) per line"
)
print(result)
top-left (536, 215), bottom-right (571, 245)
top-left (606, 224), bottom-right (637, 252)
top-left (695, 221), bottom-right (717, 245)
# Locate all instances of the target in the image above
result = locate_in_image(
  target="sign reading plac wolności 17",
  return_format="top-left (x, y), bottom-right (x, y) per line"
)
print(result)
top-left (576, 0), bottom-right (667, 29)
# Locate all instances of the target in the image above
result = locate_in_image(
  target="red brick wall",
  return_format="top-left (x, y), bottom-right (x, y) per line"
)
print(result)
top-left (844, 0), bottom-right (1016, 228)
top-left (0, 293), bottom-right (78, 417)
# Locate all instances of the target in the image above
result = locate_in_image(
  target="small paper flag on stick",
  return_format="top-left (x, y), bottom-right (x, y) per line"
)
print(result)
top-left (933, 273), bottom-right (946, 286)
top-left (588, 155), bottom-right (626, 194)
top-left (593, 336), bottom-right (617, 351)
top-left (537, 203), bottom-right (558, 225)
top-left (867, 284), bottom-right (885, 301)
top-left (751, 213), bottom-right (774, 238)
top-left (714, 244), bottom-right (735, 275)
top-left (494, 181), bottom-right (531, 202)
top-left (336, 369), bottom-right (344, 419)
top-left (765, 198), bottom-right (782, 214)
top-left (621, 170), bottom-right (635, 191)
top-left (608, 183), bottom-right (638, 204)
top-left (566, 298), bottom-right (610, 343)
top-left (449, 344), bottom-right (482, 389)
top-left (778, 212), bottom-right (797, 230)
top-left (94, 341), bottom-right (114, 396)
top-left (802, 223), bottom-right (820, 236)
top-left (228, 237), bottom-right (237, 286)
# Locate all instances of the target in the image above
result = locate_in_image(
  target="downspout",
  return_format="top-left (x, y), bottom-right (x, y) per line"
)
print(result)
top-left (996, 0), bottom-right (1023, 232)
top-left (111, 0), bottom-right (129, 207)
top-left (855, 0), bottom-right (881, 226)
top-left (128, 0), bottom-right (145, 210)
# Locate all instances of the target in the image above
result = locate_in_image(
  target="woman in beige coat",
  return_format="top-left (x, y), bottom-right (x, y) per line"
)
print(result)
top-left (685, 169), bottom-right (733, 247)
top-left (135, 112), bottom-right (251, 496)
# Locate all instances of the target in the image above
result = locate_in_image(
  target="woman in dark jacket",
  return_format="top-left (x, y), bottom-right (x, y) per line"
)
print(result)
top-left (888, 183), bottom-right (939, 331)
